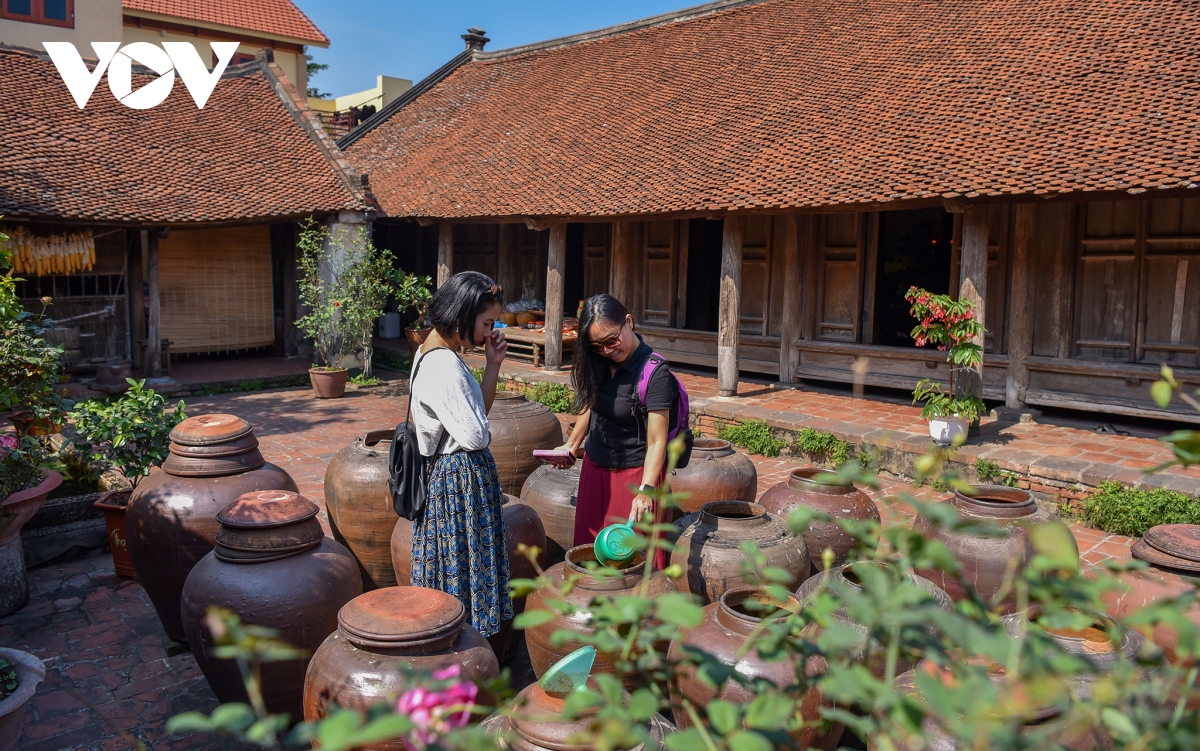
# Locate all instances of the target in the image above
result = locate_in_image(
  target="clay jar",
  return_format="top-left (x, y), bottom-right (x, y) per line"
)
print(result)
top-left (758, 467), bottom-right (879, 569)
top-left (480, 678), bottom-right (676, 751)
top-left (796, 561), bottom-right (952, 677)
top-left (489, 392), bottom-right (564, 495)
top-left (325, 430), bottom-right (400, 590)
top-left (668, 438), bottom-right (758, 513)
top-left (126, 414), bottom-right (298, 641)
top-left (180, 491), bottom-right (362, 718)
top-left (303, 586), bottom-right (500, 751)
top-left (671, 501), bottom-right (810, 605)
top-left (518, 462), bottom-right (580, 565)
top-left (523, 545), bottom-right (676, 692)
top-left (912, 486), bottom-right (1078, 612)
top-left (668, 586), bottom-right (841, 750)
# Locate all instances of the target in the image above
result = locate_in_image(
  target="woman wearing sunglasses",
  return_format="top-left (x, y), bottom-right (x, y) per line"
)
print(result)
top-left (553, 294), bottom-right (679, 568)
top-left (408, 271), bottom-right (512, 639)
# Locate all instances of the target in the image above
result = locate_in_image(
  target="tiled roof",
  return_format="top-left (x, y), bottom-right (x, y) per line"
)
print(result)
top-left (345, 0), bottom-right (1200, 220)
top-left (122, 0), bottom-right (329, 45)
top-left (0, 46), bottom-right (366, 224)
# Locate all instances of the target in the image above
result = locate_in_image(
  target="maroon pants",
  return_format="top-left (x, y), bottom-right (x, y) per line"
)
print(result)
top-left (573, 454), bottom-right (668, 570)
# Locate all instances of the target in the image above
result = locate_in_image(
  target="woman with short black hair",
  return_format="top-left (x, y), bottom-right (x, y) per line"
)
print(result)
top-left (554, 294), bottom-right (678, 569)
top-left (408, 271), bottom-right (512, 637)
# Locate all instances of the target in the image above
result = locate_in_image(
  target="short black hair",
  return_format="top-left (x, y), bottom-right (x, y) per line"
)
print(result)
top-left (428, 271), bottom-right (504, 342)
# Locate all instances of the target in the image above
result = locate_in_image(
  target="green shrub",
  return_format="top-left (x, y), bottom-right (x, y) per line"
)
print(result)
top-left (792, 427), bottom-right (854, 467)
top-left (470, 367), bottom-right (485, 384)
top-left (527, 382), bottom-right (572, 413)
top-left (1081, 480), bottom-right (1200, 537)
top-left (975, 457), bottom-right (1020, 487)
top-left (719, 419), bottom-right (785, 458)
top-left (0, 657), bottom-right (16, 702)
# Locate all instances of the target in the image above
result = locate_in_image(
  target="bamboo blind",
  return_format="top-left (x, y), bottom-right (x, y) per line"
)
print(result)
top-left (159, 226), bottom-right (275, 354)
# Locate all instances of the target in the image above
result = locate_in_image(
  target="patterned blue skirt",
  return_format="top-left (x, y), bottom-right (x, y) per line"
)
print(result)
top-left (410, 449), bottom-right (513, 638)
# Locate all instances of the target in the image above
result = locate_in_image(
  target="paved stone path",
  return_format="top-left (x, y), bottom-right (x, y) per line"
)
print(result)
top-left (0, 377), bottom-right (1171, 750)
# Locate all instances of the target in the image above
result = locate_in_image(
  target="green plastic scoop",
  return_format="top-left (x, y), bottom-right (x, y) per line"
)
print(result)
top-left (539, 646), bottom-right (596, 694)
top-left (594, 521), bottom-right (637, 567)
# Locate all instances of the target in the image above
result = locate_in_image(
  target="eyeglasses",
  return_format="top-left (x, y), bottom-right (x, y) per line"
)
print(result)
top-left (589, 322), bottom-right (626, 352)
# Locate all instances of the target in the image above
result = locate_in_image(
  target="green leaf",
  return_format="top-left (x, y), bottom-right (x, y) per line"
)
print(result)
top-left (315, 709), bottom-right (362, 751)
top-left (1101, 707), bottom-right (1137, 742)
top-left (1151, 379), bottom-right (1174, 408)
top-left (663, 728), bottom-right (710, 751)
top-left (727, 730), bottom-right (772, 751)
top-left (513, 608), bottom-right (557, 629)
top-left (209, 703), bottom-right (256, 733)
top-left (706, 699), bottom-right (740, 735)
top-left (744, 693), bottom-right (793, 731)
top-left (349, 714), bottom-right (412, 745)
top-left (654, 592), bottom-right (704, 627)
top-left (165, 712), bottom-right (215, 734)
top-left (627, 688), bottom-right (658, 722)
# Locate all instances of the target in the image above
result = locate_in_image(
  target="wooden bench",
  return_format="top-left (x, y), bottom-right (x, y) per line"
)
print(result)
top-left (500, 327), bottom-right (577, 367)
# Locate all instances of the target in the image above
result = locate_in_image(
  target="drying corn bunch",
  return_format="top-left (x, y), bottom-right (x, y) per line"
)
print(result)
top-left (1, 227), bottom-right (96, 275)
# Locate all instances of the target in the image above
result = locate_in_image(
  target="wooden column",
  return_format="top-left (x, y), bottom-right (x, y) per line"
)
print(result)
top-left (718, 217), bottom-right (744, 397)
top-left (610, 221), bottom-right (635, 306)
top-left (957, 207), bottom-right (989, 399)
top-left (437, 222), bottom-right (454, 288)
top-left (544, 223), bottom-right (567, 370)
top-left (146, 230), bottom-right (162, 379)
top-left (778, 215), bottom-right (803, 383)
top-left (1006, 204), bottom-right (1036, 408)
top-left (860, 212), bottom-right (880, 344)
top-left (497, 224), bottom-right (518, 296)
top-left (128, 232), bottom-right (145, 371)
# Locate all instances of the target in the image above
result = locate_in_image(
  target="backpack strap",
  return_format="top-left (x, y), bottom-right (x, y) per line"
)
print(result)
top-left (635, 353), bottom-right (668, 412)
top-left (408, 346), bottom-right (451, 453)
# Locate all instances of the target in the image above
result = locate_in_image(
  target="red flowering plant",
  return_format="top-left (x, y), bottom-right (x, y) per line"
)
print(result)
top-left (905, 287), bottom-right (987, 423)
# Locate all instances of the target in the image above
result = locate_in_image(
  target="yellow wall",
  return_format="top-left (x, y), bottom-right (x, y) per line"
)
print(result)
top-left (334, 75), bottom-right (412, 112)
top-left (0, 0), bottom-right (123, 50)
top-left (121, 25), bottom-right (304, 92)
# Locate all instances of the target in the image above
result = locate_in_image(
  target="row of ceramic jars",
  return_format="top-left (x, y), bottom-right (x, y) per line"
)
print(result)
top-left (126, 414), bottom-right (299, 642)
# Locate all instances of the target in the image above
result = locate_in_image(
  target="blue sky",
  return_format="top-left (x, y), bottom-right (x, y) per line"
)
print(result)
top-left (295, 0), bottom-right (695, 97)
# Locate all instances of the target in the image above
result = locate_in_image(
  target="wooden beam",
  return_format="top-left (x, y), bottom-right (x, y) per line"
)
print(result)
top-left (437, 222), bottom-right (453, 288)
top-left (610, 221), bottom-right (634, 306)
top-left (146, 230), bottom-right (162, 379)
top-left (800, 216), bottom-right (817, 341)
top-left (957, 207), bottom-right (988, 400)
top-left (544, 223), bottom-right (567, 371)
top-left (128, 232), bottom-right (145, 372)
top-left (778, 215), bottom-right (802, 383)
top-left (718, 218), bottom-right (745, 397)
top-left (860, 211), bottom-right (880, 344)
top-left (1006, 204), bottom-right (1036, 408)
top-left (497, 224), bottom-right (517, 298)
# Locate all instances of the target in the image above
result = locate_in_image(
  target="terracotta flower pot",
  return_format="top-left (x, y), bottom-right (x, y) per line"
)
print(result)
top-left (758, 467), bottom-right (880, 569)
top-left (404, 326), bottom-right (431, 354)
top-left (7, 412), bottom-right (61, 438)
top-left (309, 368), bottom-right (349, 399)
top-left (0, 648), bottom-right (45, 751)
top-left (0, 470), bottom-right (63, 616)
top-left (93, 489), bottom-right (136, 578)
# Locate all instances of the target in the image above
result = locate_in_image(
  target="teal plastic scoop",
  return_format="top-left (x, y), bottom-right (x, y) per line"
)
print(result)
top-left (594, 521), bottom-right (637, 567)
top-left (539, 646), bottom-right (596, 694)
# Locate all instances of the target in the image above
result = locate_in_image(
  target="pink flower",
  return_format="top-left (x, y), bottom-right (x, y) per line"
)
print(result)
top-left (396, 665), bottom-right (479, 747)
top-left (0, 435), bottom-right (16, 452)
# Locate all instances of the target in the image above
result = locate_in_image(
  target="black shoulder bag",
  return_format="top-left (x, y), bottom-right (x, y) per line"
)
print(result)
top-left (388, 347), bottom-right (450, 521)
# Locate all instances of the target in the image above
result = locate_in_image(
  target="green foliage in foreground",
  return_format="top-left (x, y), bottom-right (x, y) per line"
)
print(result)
top-left (719, 419), bottom-right (786, 458)
top-left (1081, 480), bottom-right (1200, 537)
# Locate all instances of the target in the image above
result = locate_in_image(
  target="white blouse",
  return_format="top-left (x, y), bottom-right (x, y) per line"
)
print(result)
top-left (409, 347), bottom-right (490, 456)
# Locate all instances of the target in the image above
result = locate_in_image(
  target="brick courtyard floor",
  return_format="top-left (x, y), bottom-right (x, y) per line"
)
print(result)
top-left (0, 369), bottom-right (1189, 750)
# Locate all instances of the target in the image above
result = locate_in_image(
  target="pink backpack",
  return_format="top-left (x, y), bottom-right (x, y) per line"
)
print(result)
top-left (634, 353), bottom-right (694, 468)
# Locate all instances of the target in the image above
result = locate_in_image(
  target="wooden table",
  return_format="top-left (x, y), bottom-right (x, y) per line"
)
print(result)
top-left (500, 327), bottom-right (577, 367)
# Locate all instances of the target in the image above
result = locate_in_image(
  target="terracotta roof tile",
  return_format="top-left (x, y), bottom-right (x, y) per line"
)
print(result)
top-left (346, 0), bottom-right (1200, 220)
top-left (0, 46), bottom-right (365, 224)
top-left (123, 0), bottom-right (328, 45)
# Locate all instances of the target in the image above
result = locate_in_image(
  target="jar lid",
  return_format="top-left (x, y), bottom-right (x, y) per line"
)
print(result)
top-left (217, 490), bottom-right (319, 528)
top-left (170, 414), bottom-right (254, 446)
top-left (1144, 524), bottom-right (1200, 564)
top-left (338, 587), bottom-right (466, 650)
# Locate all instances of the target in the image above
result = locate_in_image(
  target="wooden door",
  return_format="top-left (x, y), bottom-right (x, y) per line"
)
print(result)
top-left (1074, 201), bottom-right (1142, 360)
top-left (740, 216), bottom-right (773, 335)
top-left (453, 224), bottom-right (498, 280)
top-left (985, 205), bottom-right (1010, 354)
top-left (582, 223), bottom-right (611, 300)
top-left (815, 213), bottom-right (864, 342)
top-left (641, 220), bottom-right (678, 326)
top-left (1141, 198), bottom-right (1200, 367)
top-left (516, 226), bottom-right (548, 302)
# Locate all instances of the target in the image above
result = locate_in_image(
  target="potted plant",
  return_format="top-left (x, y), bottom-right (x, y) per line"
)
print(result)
top-left (393, 270), bottom-right (433, 355)
top-left (295, 218), bottom-right (399, 397)
top-left (0, 648), bottom-right (45, 751)
top-left (906, 287), bottom-right (986, 446)
top-left (71, 379), bottom-right (187, 578)
top-left (0, 225), bottom-right (69, 615)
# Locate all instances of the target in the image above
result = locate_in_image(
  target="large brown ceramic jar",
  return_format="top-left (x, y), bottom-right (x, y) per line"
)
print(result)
top-left (795, 561), bottom-right (952, 677)
top-left (523, 545), bottom-right (676, 692)
top-left (303, 586), bottom-right (500, 751)
top-left (758, 467), bottom-right (879, 569)
top-left (912, 486), bottom-right (1078, 613)
top-left (126, 414), bottom-right (298, 641)
top-left (668, 586), bottom-right (841, 750)
top-left (489, 392), bottom-right (564, 495)
top-left (180, 490), bottom-right (362, 718)
top-left (518, 462), bottom-right (580, 565)
top-left (479, 678), bottom-right (675, 750)
top-left (668, 438), bottom-right (757, 513)
top-left (324, 429), bottom-right (399, 590)
top-left (671, 501), bottom-right (810, 604)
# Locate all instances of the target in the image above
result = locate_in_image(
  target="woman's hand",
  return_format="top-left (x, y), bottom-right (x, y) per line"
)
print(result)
top-left (484, 329), bottom-right (507, 368)
top-left (547, 444), bottom-right (576, 469)
top-left (629, 493), bottom-right (655, 524)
